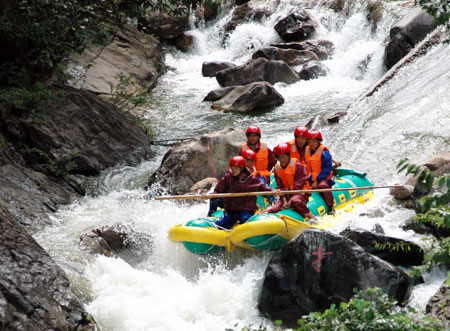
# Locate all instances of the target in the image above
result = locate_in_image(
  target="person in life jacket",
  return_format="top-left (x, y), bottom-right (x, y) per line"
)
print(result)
top-left (287, 126), bottom-right (309, 165)
top-left (209, 156), bottom-right (274, 230)
top-left (240, 126), bottom-right (277, 185)
top-left (305, 130), bottom-right (336, 215)
top-left (242, 149), bottom-right (278, 204)
top-left (263, 143), bottom-right (315, 220)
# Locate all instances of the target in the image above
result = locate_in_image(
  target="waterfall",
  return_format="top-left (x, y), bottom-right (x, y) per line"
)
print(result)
top-left (34, 1), bottom-right (449, 330)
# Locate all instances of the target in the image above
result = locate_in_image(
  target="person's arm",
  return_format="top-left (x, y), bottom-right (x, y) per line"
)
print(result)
top-left (293, 163), bottom-right (308, 190)
top-left (213, 172), bottom-right (229, 194)
top-left (316, 150), bottom-right (333, 182)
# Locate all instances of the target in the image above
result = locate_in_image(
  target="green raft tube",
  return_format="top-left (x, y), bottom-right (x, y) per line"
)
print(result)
top-left (168, 169), bottom-right (374, 254)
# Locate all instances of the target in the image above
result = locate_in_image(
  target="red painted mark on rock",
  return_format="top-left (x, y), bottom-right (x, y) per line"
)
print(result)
top-left (311, 245), bottom-right (332, 272)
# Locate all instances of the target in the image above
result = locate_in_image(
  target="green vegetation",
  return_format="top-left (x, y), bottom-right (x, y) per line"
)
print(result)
top-left (234, 288), bottom-right (443, 331)
top-left (397, 159), bottom-right (450, 283)
top-left (418, 0), bottom-right (450, 30)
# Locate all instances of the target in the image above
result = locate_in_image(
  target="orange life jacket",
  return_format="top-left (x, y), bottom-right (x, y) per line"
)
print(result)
top-left (305, 144), bottom-right (333, 181)
top-left (241, 142), bottom-right (270, 177)
top-left (287, 139), bottom-right (306, 166)
top-left (274, 158), bottom-right (310, 190)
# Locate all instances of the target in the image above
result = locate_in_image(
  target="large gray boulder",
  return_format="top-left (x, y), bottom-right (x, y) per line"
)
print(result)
top-left (211, 82), bottom-right (284, 113)
top-left (216, 58), bottom-right (300, 87)
top-left (426, 281), bottom-right (450, 328)
top-left (384, 8), bottom-right (434, 70)
top-left (138, 8), bottom-right (189, 41)
top-left (0, 206), bottom-right (96, 330)
top-left (258, 229), bottom-right (413, 327)
top-left (147, 128), bottom-right (246, 194)
top-left (270, 40), bottom-right (335, 60)
top-left (64, 26), bottom-right (165, 97)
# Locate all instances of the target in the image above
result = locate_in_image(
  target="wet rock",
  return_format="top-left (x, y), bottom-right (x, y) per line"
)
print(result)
top-left (326, 111), bottom-right (347, 123)
top-left (211, 82), bottom-right (285, 113)
top-left (223, 2), bottom-right (276, 35)
top-left (340, 226), bottom-right (424, 267)
top-left (384, 8), bottom-right (434, 70)
top-left (204, 86), bottom-right (237, 101)
top-left (274, 9), bottom-right (317, 42)
top-left (147, 127), bottom-right (246, 194)
top-left (252, 47), bottom-right (319, 66)
top-left (64, 26), bottom-right (165, 97)
top-left (202, 61), bottom-right (237, 78)
top-left (426, 281), bottom-right (450, 329)
top-left (194, 3), bottom-right (219, 24)
top-left (190, 177), bottom-right (219, 194)
top-left (299, 61), bottom-right (329, 80)
top-left (172, 32), bottom-right (194, 52)
top-left (0, 206), bottom-right (97, 330)
top-left (216, 58), bottom-right (299, 87)
top-left (138, 8), bottom-right (189, 40)
top-left (258, 229), bottom-right (413, 328)
top-left (270, 40), bottom-right (334, 60)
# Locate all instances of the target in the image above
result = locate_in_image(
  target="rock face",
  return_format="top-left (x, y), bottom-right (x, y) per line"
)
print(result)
top-left (0, 86), bottom-right (153, 229)
top-left (341, 227), bottom-right (424, 267)
top-left (216, 58), bottom-right (299, 87)
top-left (64, 26), bottom-right (165, 97)
top-left (1, 86), bottom-right (152, 177)
top-left (211, 82), bottom-right (285, 113)
top-left (384, 8), bottom-right (434, 70)
top-left (426, 281), bottom-right (450, 329)
top-left (147, 127), bottom-right (246, 194)
top-left (258, 229), bottom-right (413, 327)
top-left (0, 206), bottom-right (95, 330)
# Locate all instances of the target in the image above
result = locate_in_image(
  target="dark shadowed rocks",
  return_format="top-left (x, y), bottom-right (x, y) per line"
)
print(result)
top-left (258, 229), bottom-right (413, 327)
top-left (340, 226), bottom-right (424, 267)
top-left (216, 58), bottom-right (299, 87)
top-left (274, 9), bottom-right (317, 42)
top-left (202, 61), bottom-right (237, 77)
top-left (0, 206), bottom-right (96, 330)
top-left (252, 47), bottom-right (319, 66)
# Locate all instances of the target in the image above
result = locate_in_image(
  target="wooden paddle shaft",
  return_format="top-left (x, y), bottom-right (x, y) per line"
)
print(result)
top-left (154, 185), bottom-right (403, 200)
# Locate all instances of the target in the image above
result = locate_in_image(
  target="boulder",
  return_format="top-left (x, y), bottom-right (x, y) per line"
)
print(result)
top-left (326, 111), bottom-right (347, 123)
top-left (258, 229), bottom-right (413, 327)
top-left (147, 128), bottom-right (246, 194)
top-left (340, 227), bottom-right (424, 267)
top-left (202, 61), bottom-right (237, 77)
top-left (0, 86), bottom-right (153, 177)
top-left (223, 2), bottom-right (276, 34)
top-left (216, 58), bottom-right (299, 87)
top-left (270, 40), bottom-right (335, 60)
top-left (172, 32), bottom-right (194, 52)
top-left (426, 281), bottom-right (450, 329)
top-left (384, 8), bottom-right (434, 70)
top-left (211, 82), bottom-right (284, 113)
top-left (138, 8), bottom-right (189, 40)
top-left (252, 47), bottom-right (319, 66)
top-left (298, 61), bottom-right (329, 80)
top-left (204, 86), bottom-right (237, 101)
top-left (274, 9), bottom-right (317, 42)
top-left (0, 206), bottom-right (96, 330)
top-left (64, 26), bottom-right (165, 97)
top-left (190, 177), bottom-right (219, 194)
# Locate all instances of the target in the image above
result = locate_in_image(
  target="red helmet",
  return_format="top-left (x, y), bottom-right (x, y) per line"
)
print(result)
top-left (308, 130), bottom-right (322, 140)
top-left (273, 143), bottom-right (291, 156)
top-left (294, 126), bottom-right (309, 137)
top-left (246, 126), bottom-right (261, 137)
top-left (229, 156), bottom-right (246, 167)
top-left (241, 149), bottom-right (257, 160)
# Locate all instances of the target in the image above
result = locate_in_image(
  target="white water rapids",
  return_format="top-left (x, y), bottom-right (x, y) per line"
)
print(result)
top-left (34, 1), bottom-right (450, 330)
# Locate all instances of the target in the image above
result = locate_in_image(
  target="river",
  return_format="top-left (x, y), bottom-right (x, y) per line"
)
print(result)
top-left (34, 0), bottom-right (450, 330)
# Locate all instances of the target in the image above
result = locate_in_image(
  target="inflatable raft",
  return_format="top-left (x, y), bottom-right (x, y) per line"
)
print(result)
top-left (169, 169), bottom-right (374, 254)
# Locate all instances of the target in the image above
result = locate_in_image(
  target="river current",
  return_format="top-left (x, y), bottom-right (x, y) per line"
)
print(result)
top-left (34, 1), bottom-right (450, 330)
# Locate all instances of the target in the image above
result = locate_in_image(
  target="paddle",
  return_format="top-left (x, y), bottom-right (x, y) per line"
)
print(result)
top-left (154, 185), bottom-right (404, 200)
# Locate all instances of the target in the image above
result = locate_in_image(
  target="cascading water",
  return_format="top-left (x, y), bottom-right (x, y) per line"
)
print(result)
top-left (34, 1), bottom-right (449, 330)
